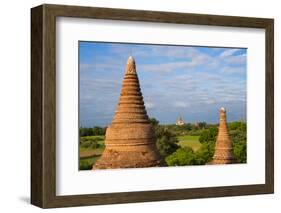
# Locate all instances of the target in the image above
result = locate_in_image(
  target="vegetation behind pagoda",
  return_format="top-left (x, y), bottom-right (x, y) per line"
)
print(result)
top-left (79, 126), bottom-right (106, 137)
top-left (79, 119), bottom-right (247, 170)
top-left (149, 118), bottom-right (247, 166)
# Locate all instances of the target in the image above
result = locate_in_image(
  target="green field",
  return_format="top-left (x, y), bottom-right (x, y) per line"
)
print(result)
top-left (79, 136), bottom-right (104, 156)
top-left (177, 135), bottom-right (201, 151)
top-left (80, 156), bottom-right (101, 170)
top-left (80, 147), bottom-right (104, 158)
top-left (79, 136), bottom-right (105, 170)
top-left (80, 135), bottom-right (104, 144)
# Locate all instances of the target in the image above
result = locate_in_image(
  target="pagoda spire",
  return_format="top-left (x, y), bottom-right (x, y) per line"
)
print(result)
top-left (211, 107), bottom-right (236, 164)
top-left (125, 56), bottom-right (136, 74)
top-left (93, 56), bottom-right (164, 169)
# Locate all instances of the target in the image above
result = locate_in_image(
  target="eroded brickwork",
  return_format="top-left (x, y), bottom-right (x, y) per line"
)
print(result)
top-left (211, 107), bottom-right (236, 164)
top-left (93, 56), bottom-right (164, 169)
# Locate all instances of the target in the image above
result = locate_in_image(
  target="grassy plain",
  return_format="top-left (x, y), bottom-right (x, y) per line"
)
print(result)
top-left (79, 136), bottom-right (105, 170)
top-left (177, 135), bottom-right (201, 151)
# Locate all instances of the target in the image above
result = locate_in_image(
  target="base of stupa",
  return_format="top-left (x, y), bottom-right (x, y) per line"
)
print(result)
top-left (209, 158), bottom-right (236, 165)
top-left (92, 144), bottom-right (165, 169)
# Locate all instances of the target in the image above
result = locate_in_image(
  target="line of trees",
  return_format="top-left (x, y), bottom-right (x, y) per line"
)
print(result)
top-left (161, 122), bottom-right (215, 136)
top-left (79, 126), bottom-right (106, 137)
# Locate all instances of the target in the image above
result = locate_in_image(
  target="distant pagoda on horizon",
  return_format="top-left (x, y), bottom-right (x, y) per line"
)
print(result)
top-left (93, 56), bottom-right (164, 169)
top-left (176, 116), bottom-right (185, 126)
top-left (211, 107), bottom-right (236, 164)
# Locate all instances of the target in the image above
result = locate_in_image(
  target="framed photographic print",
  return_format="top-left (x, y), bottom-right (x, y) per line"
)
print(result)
top-left (31, 4), bottom-right (274, 208)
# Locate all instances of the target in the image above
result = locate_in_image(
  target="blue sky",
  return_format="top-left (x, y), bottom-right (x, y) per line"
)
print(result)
top-left (79, 42), bottom-right (247, 127)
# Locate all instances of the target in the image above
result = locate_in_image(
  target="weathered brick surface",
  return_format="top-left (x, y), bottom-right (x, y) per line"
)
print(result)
top-left (211, 107), bottom-right (236, 164)
top-left (93, 56), bottom-right (164, 169)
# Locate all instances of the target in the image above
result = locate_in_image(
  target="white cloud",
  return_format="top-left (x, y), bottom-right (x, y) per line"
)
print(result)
top-left (219, 49), bottom-right (240, 59)
top-left (145, 102), bottom-right (155, 109)
top-left (206, 99), bottom-right (217, 104)
top-left (221, 66), bottom-right (246, 74)
top-left (225, 54), bottom-right (246, 65)
top-left (173, 101), bottom-right (190, 108)
top-left (139, 50), bottom-right (215, 73)
top-left (219, 49), bottom-right (246, 65)
top-left (139, 60), bottom-right (201, 73)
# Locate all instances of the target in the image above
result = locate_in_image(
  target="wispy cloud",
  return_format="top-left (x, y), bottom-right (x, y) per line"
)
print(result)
top-left (219, 49), bottom-right (240, 58)
top-left (219, 48), bottom-right (247, 65)
top-left (221, 66), bottom-right (246, 74)
top-left (145, 102), bottom-right (155, 109)
top-left (173, 101), bottom-right (191, 108)
top-left (224, 54), bottom-right (246, 65)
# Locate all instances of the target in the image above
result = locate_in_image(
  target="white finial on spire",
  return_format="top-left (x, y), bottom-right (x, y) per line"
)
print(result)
top-left (128, 55), bottom-right (134, 61)
top-left (220, 107), bottom-right (226, 112)
top-left (125, 56), bottom-right (136, 74)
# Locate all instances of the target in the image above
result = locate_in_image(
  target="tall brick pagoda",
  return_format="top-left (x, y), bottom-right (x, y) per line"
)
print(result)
top-left (93, 56), bottom-right (164, 169)
top-left (211, 107), bottom-right (236, 164)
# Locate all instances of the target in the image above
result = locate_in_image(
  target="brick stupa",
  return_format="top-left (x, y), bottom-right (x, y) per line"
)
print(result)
top-left (211, 107), bottom-right (236, 164)
top-left (93, 56), bottom-right (164, 169)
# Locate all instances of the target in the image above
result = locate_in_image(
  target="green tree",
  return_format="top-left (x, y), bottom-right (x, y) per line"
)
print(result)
top-left (79, 127), bottom-right (93, 136)
top-left (228, 122), bottom-right (246, 163)
top-left (80, 126), bottom-right (106, 136)
top-left (195, 142), bottom-right (215, 164)
top-left (229, 130), bottom-right (246, 144)
top-left (233, 142), bottom-right (247, 163)
top-left (92, 126), bottom-right (106, 135)
top-left (166, 147), bottom-right (197, 166)
top-left (149, 118), bottom-right (159, 127)
top-left (197, 122), bottom-right (207, 129)
top-left (199, 127), bottom-right (218, 143)
top-left (149, 118), bottom-right (179, 157)
top-left (156, 127), bottom-right (179, 157)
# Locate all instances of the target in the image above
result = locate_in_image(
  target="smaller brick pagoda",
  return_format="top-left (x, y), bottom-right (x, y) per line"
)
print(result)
top-left (211, 107), bottom-right (236, 164)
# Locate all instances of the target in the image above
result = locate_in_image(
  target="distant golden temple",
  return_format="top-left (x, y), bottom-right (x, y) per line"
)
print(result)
top-left (176, 116), bottom-right (185, 126)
